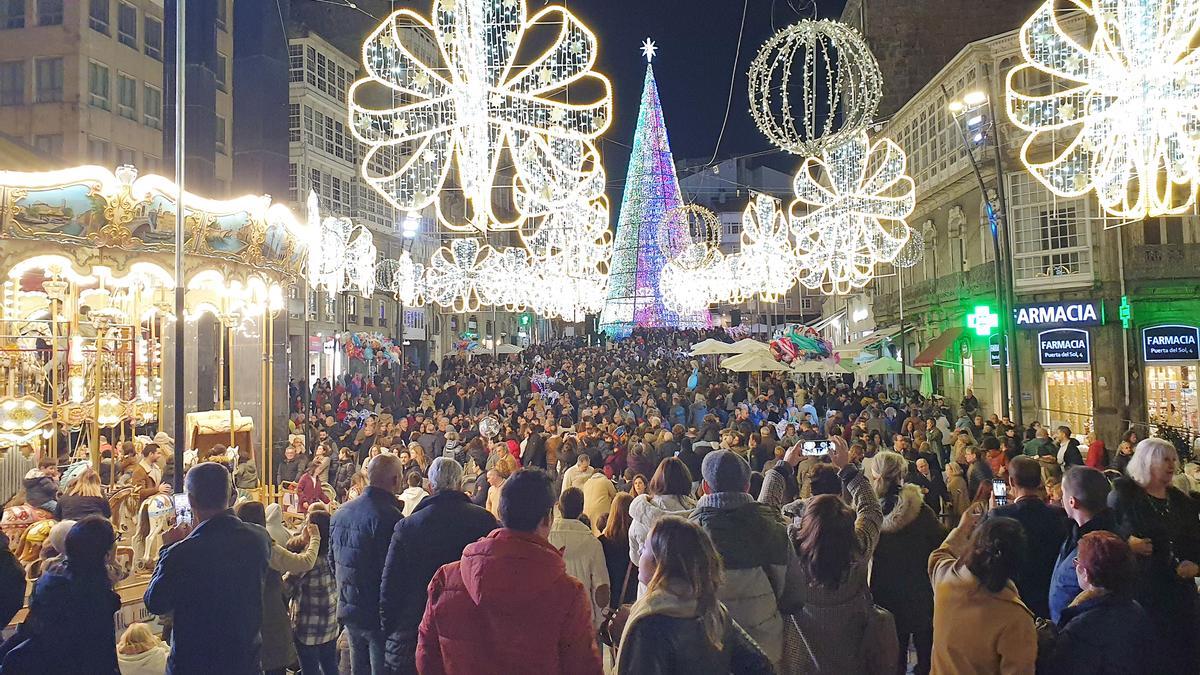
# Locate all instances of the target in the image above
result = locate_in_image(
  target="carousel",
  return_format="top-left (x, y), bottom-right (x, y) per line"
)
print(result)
top-left (0, 163), bottom-right (324, 625)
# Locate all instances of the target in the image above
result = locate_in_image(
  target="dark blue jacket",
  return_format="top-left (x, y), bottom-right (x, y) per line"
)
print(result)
top-left (330, 485), bottom-right (404, 629)
top-left (1047, 591), bottom-right (1159, 674)
top-left (1048, 509), bottom-right (1116, 623)
top-left (2, 565), bottom-right (120, 674)
top-left (990, 497), bottom-right (1067, 618)
top-left (144, 512), bottom-right (271, 675)
top-left (380, 490), bottom-right (497, 671)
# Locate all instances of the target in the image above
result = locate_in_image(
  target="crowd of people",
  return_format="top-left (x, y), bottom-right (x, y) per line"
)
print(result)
top-left (0, 327), bottom-right (1196, 674)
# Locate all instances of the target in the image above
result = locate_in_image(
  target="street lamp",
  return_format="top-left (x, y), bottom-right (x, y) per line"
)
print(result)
top-left (945, 86), bottom-right (1023, 425)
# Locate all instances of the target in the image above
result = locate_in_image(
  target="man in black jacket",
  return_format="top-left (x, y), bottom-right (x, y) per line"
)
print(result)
top-left (144, 462), bottom-right (272, 674)
top-left (380, 458), bottom-right (497, 674)
top-left (331, 453), bottom-right (405, 675)
top-left (989, 455), bottom-right (1068, 618)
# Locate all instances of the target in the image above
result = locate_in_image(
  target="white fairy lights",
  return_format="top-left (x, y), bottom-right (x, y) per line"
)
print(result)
top-left (748, 20), bottom-right (883, 156)
top-left (1006, 0), bottom-right (1200, 218)
top-left (789, 131), bottom-right (915, 294)
top-left (349, 0), bottom-right (614, 233)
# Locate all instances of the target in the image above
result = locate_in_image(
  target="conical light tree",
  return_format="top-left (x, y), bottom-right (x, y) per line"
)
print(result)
top-left (600, 41), bottom-right (711, 338)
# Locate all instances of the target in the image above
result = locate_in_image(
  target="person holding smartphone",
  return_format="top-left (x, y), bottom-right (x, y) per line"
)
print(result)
top-left (989, 456), bottom-right (1068, 619)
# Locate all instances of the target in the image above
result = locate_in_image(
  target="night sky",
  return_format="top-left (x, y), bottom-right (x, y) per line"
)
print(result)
top-left (564, 0), bottom-right (850, 188)
top-left (307, 0), bottom-right (849, 192)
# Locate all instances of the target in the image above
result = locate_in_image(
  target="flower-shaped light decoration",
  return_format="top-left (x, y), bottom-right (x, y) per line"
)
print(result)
top-left (521, 197), bottom-right (611, 277)
top-left (477, 246), bottom-right (531, 310)
top-left (1006, 0), bottom-right (1200, 218)
top-left (345, 227), bottom-right (378, 299)
top-left (739, 193), bottom-right (797, 302)
top-left (424, 238), bottom-right (489, 312)
top-left (304, 192), bottom-right (352, 296)
top-left (789, 130), bottom-right (915, 295)
top-left (349, 0), bottom-right (614, 232)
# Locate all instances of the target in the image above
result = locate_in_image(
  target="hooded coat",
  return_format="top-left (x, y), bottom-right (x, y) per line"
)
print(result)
top-left (264, 504), bottom-right (291, 547)
top-left (627, 493), bottom-right (696, 569)
top-left (691, 493), bottom-right (791, 666)
top-left (416, 529), bottom-right (603, 675)
top-left (870, 483), bottom-right (947, 635)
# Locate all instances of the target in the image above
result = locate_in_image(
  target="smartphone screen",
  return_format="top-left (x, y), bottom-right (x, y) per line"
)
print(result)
top-left (172, 493), bottom-right (194, 527)
top-left (801, 439), bottom-right (834, 456)
top-left (992, 478), bottom-right (1008, 507)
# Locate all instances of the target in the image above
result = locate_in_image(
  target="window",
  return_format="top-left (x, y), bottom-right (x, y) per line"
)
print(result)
top-left (288, 103), bottom-right (300, 142)
top-left (347, 295), bottom-right (358, 323)
top-left (306, 290), bottom-right (317, 320)
top-left (36, 0), bottom-right (62, 25)
top-left (0, 61), bottom-right (23, 106)
top-left (2, 0), bottom-right (24, 29)
top-left (88, 61), bottom-right (110, 109)
top-left (33, 134), bottom-right (61, 157)
top-left (215, 115), bottom-right (226, 154)
top-left (142, 84), bottom-right (161, 128)
top-left (143, 16), bottom-right (161, 60)
top-left (34, 57), bottom-right (62, 102)
top-left (117, 3), bottom-right (136, 47)
top-left (88, 137), bottom-right (109, 163)
top-left (215, 0), bottom-right (226, 31)
top-left (215, 52), bottom-right (227, 91)
top-left (143, 154), bottom-right (160, 173)
top-left (117, 146), bottom-right (135, 167)
top-left (288, 44), bottom-right (303, 83)
top-left (288, 163), bottom-right (297, 200)
top-left (323, 293), bottom-right (335, 320)
top-left (379, 300), bottom-right (387, 325)
top-left (89, 0), bottom-right (109, 34)
top-left (117, 73), bottom-right (136, 120)
top-left (1143, 217), bottom-right (1184, 246)
top-left (1007, 171), bottom-right (1094, 289)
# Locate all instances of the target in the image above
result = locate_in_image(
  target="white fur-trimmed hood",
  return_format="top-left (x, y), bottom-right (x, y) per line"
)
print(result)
top-left (880, 483), bottom-right (925, 533)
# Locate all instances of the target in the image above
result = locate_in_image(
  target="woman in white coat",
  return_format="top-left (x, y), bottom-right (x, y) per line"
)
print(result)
top-left (628, 457), bottom-right (697, 596)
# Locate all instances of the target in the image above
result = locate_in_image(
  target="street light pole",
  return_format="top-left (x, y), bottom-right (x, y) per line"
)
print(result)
top-left (986, 86), bottom-right (1024, 427)
top-left (171, 0), bottom-right (186, 478)
top-left (944, 85), bottom-right (1012, 422)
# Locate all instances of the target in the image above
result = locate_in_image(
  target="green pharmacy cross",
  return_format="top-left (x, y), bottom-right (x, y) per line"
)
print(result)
top-left (967, 305), bottom-right (999, 337)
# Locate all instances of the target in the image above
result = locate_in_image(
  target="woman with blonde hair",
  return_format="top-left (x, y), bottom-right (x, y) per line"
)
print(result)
top-left (55, 469), bottom-right (111, 521)
top-left (617, 516), bottom-right (772, 674)
top-left (116, 622), bottom-right (169, 675)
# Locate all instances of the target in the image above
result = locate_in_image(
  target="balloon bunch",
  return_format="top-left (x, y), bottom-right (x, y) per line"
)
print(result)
top-left (340, 332), bottom-right (403, 365)
top-left (454, 332), bottom-right (481, 354)
top-left (769, 324), bottom-right (836, 364)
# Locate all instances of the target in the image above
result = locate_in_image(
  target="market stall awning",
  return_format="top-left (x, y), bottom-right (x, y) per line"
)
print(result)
top-left (834, 325), bottom-right (907, 355)
top-left (720, 351), bottom-right (792, 373)
top-left (913, 326), bottom-right (965, 367)
top-left (690, 338), bottom-right (738, 355)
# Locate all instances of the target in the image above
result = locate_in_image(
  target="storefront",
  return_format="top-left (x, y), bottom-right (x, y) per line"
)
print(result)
top-left (1013, 300), bottom-right (1101, 433)
top-left (1141, 324), bottom-right (1200, 431)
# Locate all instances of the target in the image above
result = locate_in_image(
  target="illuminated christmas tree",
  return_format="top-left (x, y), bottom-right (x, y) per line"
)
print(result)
top-left (600, 42), bottom-right (712, 338)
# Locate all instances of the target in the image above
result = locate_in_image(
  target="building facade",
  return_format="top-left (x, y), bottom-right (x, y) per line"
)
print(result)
top-left (0, 0), bottom-right (233, 190)
top-left (855, 15), bottom-right (1200, 444)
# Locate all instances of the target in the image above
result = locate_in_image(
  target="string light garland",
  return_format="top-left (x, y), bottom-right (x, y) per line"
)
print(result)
top-left (893, 227), bottom-right (924, 269)
top-left (423, 237), bottom-right (489, 312)
top-left (349, 0), bottom-right (614, 232)
top-left (748, 19), bottom-right (883, 156)
top-left (789, 131), bottom-right (915, 294)
top-left (738, 193), bottom-right (797, 301)
top-left (1006, 0), bottom-right (1200, 218)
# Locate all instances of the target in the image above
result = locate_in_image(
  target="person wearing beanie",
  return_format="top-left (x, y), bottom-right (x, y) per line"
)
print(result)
top-left (689, 449), bottom-right (791, 669)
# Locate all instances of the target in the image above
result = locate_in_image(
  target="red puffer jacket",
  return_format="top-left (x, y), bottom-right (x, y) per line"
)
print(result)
top-left (417, 529), bottom-right (603, 675)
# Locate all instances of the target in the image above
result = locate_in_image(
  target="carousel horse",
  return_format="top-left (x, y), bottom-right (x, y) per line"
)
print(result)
top-left (1, 503), bottom-right (53, 545)
top-left (130, 494), bottom-right (174, 573)
top-left (14, 518), bottom-right (55, 579)
top-left (107, 485), bottom-right (137, 536)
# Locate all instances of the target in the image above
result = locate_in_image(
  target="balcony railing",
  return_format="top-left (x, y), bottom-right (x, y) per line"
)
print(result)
top-left (873, 261), bottom-right (997, 320)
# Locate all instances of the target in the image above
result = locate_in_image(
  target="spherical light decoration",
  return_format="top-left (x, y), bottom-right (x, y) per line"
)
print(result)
top-left (658, 204), bottom-right (722, 264)
top-left (479, 416), bottom-right (500, 439)
top-left (1006, 0), bottom-right (1200, 218)
top-left (789, 130), bottom-right (915, 295)
top-left (349, 0), bottom-right (614, 233)
top-left (893, 227), bottom-right (924, 269)
top-left (748, 19), bottom-right (883, 156)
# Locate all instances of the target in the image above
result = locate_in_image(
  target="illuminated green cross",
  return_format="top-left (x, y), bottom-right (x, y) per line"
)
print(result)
top-left (967, 305), bottom-right (999, 336)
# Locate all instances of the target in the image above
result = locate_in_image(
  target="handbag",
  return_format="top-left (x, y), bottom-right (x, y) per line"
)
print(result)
top-left (598, 560), bottom-right (636, 648)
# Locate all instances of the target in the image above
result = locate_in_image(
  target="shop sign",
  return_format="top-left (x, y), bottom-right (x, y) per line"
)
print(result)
top-left (1038, 328), bottom-right (1091, 366)
top-left (1014, 300), bottom-right (1103, 329)
top-left (1143, 324), bottom-right (1200, 362)
top-left (308, 336), bottom-right (322, 353)
top-left (988, 334), bottom-right (1009, 368)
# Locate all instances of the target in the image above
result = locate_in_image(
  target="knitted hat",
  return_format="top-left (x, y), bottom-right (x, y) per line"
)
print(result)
top-left (701, 450), bottom-right (750, 493)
